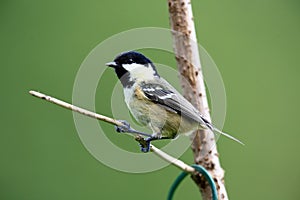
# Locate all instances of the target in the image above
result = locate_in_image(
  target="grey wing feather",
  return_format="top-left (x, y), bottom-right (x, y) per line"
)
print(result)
top-left (140, 78), bottom-right (208, 127)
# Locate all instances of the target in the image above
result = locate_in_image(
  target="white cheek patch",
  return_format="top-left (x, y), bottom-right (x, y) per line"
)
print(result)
top-left (122, 63), bottom-right (145, 72)
top-left (123, 63), bottom-right (157, 80)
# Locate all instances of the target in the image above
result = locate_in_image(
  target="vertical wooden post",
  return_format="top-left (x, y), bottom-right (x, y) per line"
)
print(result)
top-left (168, 0), bottom-right (229, 199)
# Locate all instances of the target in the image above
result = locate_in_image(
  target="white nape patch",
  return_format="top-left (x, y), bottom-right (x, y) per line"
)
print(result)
top-left (122, 63), bottom-right (145, 72)
top-left (158, 93), bottom-right (175, 99)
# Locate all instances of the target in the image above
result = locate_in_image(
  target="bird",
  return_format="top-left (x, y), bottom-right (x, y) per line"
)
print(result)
top-left (106, 51), bottom-right (243, 152)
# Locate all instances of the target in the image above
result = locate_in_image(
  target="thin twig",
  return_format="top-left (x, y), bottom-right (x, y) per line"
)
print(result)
top-left (150, 144), bottom-right (194, 173)
top-left (29, 90), bottom-right (124, 127)
top-left (29, 90), bottom-right (195, 173)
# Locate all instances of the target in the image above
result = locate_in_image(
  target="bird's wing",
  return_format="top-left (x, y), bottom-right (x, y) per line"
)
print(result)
top-left (140, 78), bottom-right (244, 145)
top-left (140, 79), bottom-right (208, 126)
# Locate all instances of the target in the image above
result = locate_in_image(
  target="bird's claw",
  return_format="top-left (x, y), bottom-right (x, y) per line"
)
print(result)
top-left (115, 120), bottom-right (130, 133)
top-left (140, 140), bottom-right (151, 153)
top-left (135, 136), bottom-right (151, 153)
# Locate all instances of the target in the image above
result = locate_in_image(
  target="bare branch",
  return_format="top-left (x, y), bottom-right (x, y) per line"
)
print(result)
top-left (29, 90), bottom-right (195, 173)
top-left (29, 90), bottom-right (124, 127)
top-left (151, 144), bottom-right (194, 173)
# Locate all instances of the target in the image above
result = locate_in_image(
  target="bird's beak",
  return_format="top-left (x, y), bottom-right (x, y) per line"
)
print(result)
top-left (105, 61), bottom-right (117, 68)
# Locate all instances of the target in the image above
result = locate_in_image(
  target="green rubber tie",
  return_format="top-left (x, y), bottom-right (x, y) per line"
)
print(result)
top-left (167, 164), bottom-right (218, 200)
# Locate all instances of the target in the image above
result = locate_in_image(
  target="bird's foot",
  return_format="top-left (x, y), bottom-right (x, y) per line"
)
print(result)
top-left (135, 134), bottom-right (166, 153)
top-left (115, 120), bottom-right (130, 133)
top-left (115, 120), bottom-right (153, 138)
top-left (135, 136), bottom-right (152, 153)
top-left (140, 137), bottom-right (152, 153)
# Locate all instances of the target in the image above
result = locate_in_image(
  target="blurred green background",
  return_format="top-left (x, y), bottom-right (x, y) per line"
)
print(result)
top-left (1, 0), bottom-right (300, 199)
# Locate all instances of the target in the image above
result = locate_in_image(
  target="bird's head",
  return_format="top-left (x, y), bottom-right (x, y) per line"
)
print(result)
top-left (106, 51), bottom-right (159, 87)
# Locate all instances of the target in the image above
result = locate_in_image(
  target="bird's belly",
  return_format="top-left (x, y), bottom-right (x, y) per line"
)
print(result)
top-left (127, 99), bottom-right (155, 126)
top-left (127, 99), bottom-right (198, 139)
top-left (124, 87), bottom-right (200, 138)
top-left (161, 112), bottom-right (199, 138)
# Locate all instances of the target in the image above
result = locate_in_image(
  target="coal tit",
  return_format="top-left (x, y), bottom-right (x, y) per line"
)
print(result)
top-left (106, 51), bottom-right (243, 152)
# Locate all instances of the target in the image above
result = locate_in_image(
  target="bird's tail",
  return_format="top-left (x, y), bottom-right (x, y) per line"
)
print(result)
top-left (212, 127), bottom-right (244, 145)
